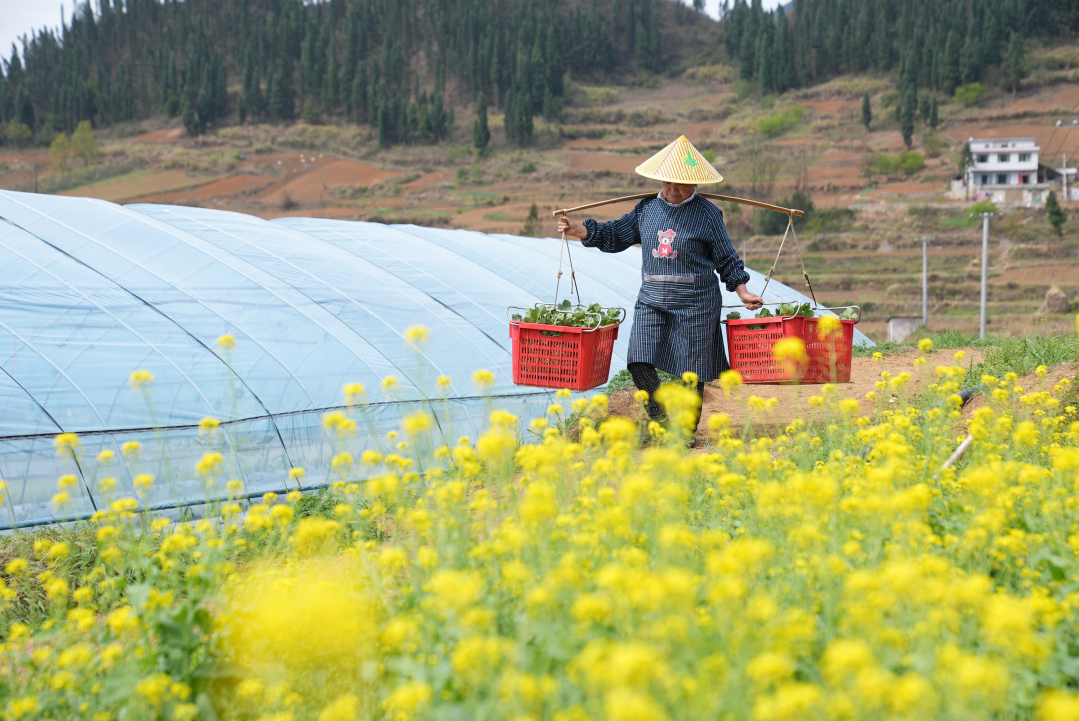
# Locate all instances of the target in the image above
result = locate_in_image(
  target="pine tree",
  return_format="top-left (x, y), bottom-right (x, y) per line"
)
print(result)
top-left (181, 75), bottom-right (199, 135)
top-left (197, 65), bottom-right (214, 130)
top-left (941, 31), bottom-right (960, 95)
top-left (960, 28), bottom-right (981, 85)
top-left (900, 87), bottom-right (915, 149)
top-left (473, 94), bottom-right (489, 153)
top-left (1046, 191), bottom-right (1066, 236)
top-left (214, 54), bottom-right (228, 121)
top-left (430, 91), bottom-right (446, 141)
top-left (861, 92), bottom-right (871, 130)
top-left (635, 22), bottom-right (650, 73)
top-left (756, 34), bottom-right (773, 95)
top-left (351, 63), bottom-right (367, 123)
top-left (929, 97), bottom-right (939, 128)
top-left (323, 46), bottom-right (338, 113)
top-left (1005, 32), bottom-right (1024, 93)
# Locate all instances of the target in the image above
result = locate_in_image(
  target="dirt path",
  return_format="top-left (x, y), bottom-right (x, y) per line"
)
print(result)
top-left (607, 347), bottom-right (987, 436)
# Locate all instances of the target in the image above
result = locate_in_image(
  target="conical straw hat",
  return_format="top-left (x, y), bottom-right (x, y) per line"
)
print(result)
top-left (635, 135), bottom-right (723, 184)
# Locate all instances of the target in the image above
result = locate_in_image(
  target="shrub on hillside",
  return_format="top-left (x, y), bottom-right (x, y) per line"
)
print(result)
top-left (757, 105), bottom-right (806, 136)
top-left (954, 82), bottom-right (987, 107)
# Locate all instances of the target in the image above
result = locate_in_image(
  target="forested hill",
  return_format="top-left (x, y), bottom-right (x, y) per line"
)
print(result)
top-left (0, 0), bottom-right (708, 147)
top-left (0, 0), bottom-right (1077, 150)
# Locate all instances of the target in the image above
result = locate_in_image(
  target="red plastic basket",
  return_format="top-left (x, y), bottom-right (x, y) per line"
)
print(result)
top-left (803, 318), bottom-right (856, 383)
top-left (725, 315), bottom-right (808, 384)
top-left (725, 310), bottom-right (857, 384)
top-left (509, 321), bottom-right (620, 391)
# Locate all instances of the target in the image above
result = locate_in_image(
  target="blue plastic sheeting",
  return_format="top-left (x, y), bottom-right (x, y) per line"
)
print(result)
top-left (0, 190), bottom-right (872, 528)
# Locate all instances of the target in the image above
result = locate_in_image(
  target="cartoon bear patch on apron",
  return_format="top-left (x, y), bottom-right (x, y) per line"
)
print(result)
top-left (651, 229), bottom-right (678, 258)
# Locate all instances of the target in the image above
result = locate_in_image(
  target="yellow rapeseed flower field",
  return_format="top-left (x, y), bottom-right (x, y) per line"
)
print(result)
top-left (2, 327), bottom-right (1079, 721)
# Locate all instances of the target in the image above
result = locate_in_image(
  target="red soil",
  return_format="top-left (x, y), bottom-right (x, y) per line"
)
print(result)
top-left (404, 170), bottom-right (456, 189)
top-left (802, 99), bottom-right (859, 115)
top-left (131, 174), bottom-right (272, 203)
top-left (561, 152), bottom-right (651, 175)
top-left (259, 159), bottom-right (400, 204)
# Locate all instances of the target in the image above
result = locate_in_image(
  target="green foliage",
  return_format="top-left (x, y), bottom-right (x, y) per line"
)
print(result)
top-left (1046, 191), bottom-right (1066, 236)
top-left (3, 121), bottom-right (32, 147)
top-left (49, 133), bottom-right (72, 170)
top-left (954, 82), bottom-right (987, 107)
top-left (757, 190), bottom-right (814, 235)
top-left (512, 300), bottom-right (623, 330)
top-left (69, 121), bottom-right (101, 167)
top-left (900, 87), bottom-right (916, 148)
top-left (956, 140), bottom-right (974, 174)
top-left (521, 161), bottom-right (536, 174)
top-left (472, 96), bottom-right (490, 153)
top-left (301, 99), bottom-right (322, 125)
top-left (923, 133), bottom-right (944, 159)
top-left (519, 202), bottom-right (541, 236)
top-left (702, 149), bottom-right (718, 163)
top-left (975, 333), bottom-right (1079, 382)
top-left (1005, 32), bottom-right (1026, 92)
top-left (969, 199), bottom-right (999, 215)
top-left (861, 92), bottom-right (872, 130)
top-left (900, 151), bottom-right (925, 174)
top-left (868, 151), bottom-right (924, 177)
top-left (756, 105), bottom-right (805, 136)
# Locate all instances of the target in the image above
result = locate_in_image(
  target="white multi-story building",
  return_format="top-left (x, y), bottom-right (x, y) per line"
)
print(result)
top-left (950, 136), bottom-right (1075, 205)
top-left (969, 137), bottom-right (1040, 188)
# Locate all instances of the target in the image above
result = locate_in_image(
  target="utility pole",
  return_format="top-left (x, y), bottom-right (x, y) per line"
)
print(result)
top-left (918, 236), bottom-right (933, 329)
top-left (972, 213), bottom-right (996, 340)
top-left (1064, 153), bottom-right (1069, 201)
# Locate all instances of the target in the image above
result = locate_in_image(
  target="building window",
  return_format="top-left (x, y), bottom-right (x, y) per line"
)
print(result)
top-left (980, 174), bottom-right (989, 184)
top-left (1018, 153), bottom-right (1031, 162)
top-left (1021, 173), bottom-right (1030, 185)
top-left (997, 153), bottom-right (1011, 163)
top-left (976, 154), bottom-right (990, 163)
top-left (997, 174), bottom-right (1009, 185)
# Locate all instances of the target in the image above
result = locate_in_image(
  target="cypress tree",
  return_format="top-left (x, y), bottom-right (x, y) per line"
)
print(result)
top-left (15, 84), bottom-right (34, 130)
top-left (324, 46), bottom-right (338, 113)
top-left (861, 92), bottom-right (871, 130)
top-left (941, 31), bottom-right (960, 95)
top-left (197, 65), bottom-right (214, 129)
top-left (739, 21), bottom-right (756, 80)
top-left (929, 96), bottom-right (939, 128)
top-left (430, 91), bottom-right (446, 141)
top-left (1005, 32), bottom-right (1024, 93)
top-left (900, 86), bottom-right (915, 149)
top-left (181, 75), bottom-right (198, 135)
top-left (1046, 191), bottom-right (1065, 236)
top-left (352, 62), bottom-right (367, 123)
top-left (756, 33), bottom-right (773, 94)
top-left (959, 28), bottom-right (981, 85)
top-left (635, 22), bottom-right (650, 73)
top-left (473, 93), bottom-right (489, 153)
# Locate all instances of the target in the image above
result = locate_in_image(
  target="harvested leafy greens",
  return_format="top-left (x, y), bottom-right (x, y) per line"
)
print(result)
top-left (726, 312), bottom-right (741, 320)
top-left (512, 301), bottom-right (622, 334)
top-left (839, 307), bottom-right (859, 320)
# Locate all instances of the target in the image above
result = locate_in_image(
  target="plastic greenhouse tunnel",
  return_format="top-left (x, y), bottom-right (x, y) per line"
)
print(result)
top-left (0, 190), bottom-right (872, 529)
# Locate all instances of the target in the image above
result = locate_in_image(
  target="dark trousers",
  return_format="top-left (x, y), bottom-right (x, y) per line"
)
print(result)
top-left (628, 362), bottom-right (705, 431)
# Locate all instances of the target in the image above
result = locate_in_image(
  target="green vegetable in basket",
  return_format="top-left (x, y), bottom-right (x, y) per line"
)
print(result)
top-left (726, 311), bottom-right (741, 320)
top-left (512, 301), bottom-right (622, 330)
top-left (840, 307), bottom-right (858, 320)
top-left (755, 307), bottom-right (774, 319)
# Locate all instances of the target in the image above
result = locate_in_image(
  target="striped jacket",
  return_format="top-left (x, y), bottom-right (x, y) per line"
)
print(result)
top-left (580, 193), bottom-right (749, 381)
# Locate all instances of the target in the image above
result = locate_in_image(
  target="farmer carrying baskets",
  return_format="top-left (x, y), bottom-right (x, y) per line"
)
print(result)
top-left (555, 135), bottom-right (764, 434)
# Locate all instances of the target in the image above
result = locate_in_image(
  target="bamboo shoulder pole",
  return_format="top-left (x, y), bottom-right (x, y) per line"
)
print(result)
top-left (551, 192), bottom-right (804, 217)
